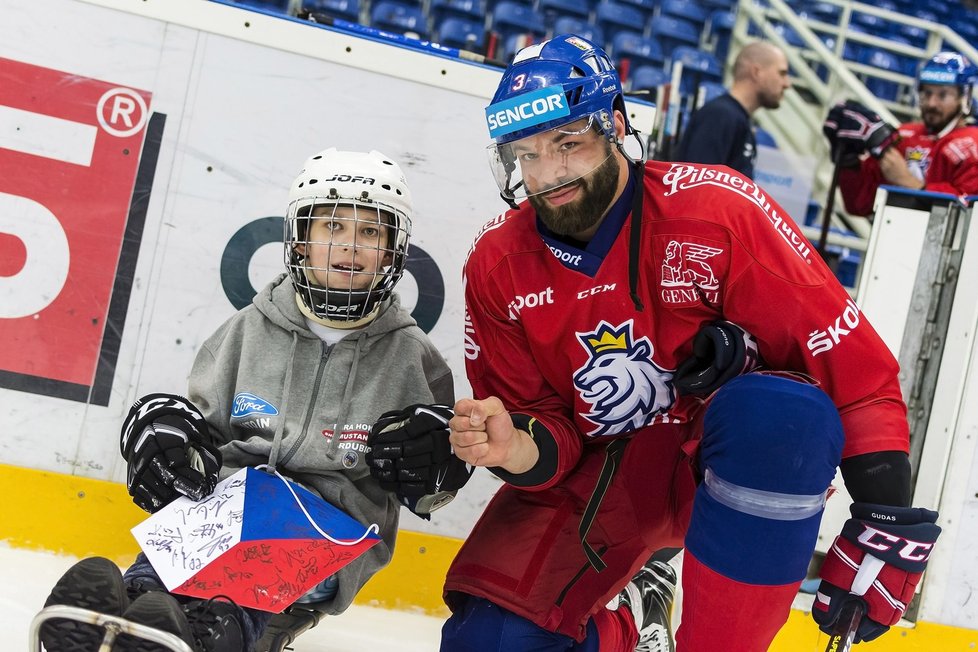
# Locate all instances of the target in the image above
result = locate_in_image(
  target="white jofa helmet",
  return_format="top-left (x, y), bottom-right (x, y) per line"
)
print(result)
top-left (285, 148), bottom-right (413, 322)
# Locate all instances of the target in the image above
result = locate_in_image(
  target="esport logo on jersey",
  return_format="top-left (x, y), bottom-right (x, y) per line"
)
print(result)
top-left (573, 321), bottom-right (675, 437)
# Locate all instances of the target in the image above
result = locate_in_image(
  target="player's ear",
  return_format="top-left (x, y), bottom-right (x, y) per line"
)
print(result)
top-left (613, 109), bottom-right (627, 140)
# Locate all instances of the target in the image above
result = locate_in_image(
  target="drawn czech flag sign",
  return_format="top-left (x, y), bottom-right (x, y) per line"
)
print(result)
top-left (131, 466), bottom-right (381, 612)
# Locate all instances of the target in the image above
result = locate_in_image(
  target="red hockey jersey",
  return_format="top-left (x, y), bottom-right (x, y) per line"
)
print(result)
top-left (463, 161), bottom-right (909, 490)
top-left (839, 121), bottom-right (978, 216)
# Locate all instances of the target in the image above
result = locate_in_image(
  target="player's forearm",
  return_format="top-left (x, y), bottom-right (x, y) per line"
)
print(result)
top-left (840, 450), bottom-right (911, 507)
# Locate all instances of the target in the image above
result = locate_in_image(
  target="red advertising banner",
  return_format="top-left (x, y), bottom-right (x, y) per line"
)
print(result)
top-left (0, 57), bottom-right (162, 404)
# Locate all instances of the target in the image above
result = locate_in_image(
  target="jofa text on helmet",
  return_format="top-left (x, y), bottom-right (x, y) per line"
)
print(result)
top-left (322, 174), bottom-right (375, 184)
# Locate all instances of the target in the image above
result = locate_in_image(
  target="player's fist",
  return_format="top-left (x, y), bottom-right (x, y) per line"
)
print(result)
top-left (450, 397), bottom-right (538, 472)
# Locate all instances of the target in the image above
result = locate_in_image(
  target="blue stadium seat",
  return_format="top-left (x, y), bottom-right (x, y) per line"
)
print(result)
top-left (859, 48), bottom-right (903, 102)
top-left (551, 17), bottom-right (604, 46)
top-left (538, 0), bottom-right (590, 28)
top-left (429, 0), bottom-right (484, 24)
top-left (436, 16), bottom-right (487, 50)
top-left (756, 127), bottom-right (777, 148)
top-left (696, 80), bottom-right (727, 106)
top-left (595, 1), bottom-right (648, 43)
top-left (629, 65), bottom-right (671, 91)
top-left (649, 15), bottom-right (701, 56)
top-left (698, 0), bottom-right (734, 9)
top-left (612, 32), bottom-right (665, 70)
top-left (705, 10), bottom-right (735, 60)
top-left (234, 0), bottom-right (291, 13)
top-left (670, 45), bottom-right (722, 96)
top-left (370, 1), bottom-right (428, 37)
top-left (797, 1), bottom-right (841, 24)
top-left (491, 1), bottom-right (546, 40)
top-left (616, 0), bottom-right (657, 23)
top-left (771, 21), bottom-right (805, 48)
top-left (496, 33), bottom-right (539, 63)
top-left (659, 0), bottom-right (708, 29)
top-left (301, 0), bottom-right (360, 22)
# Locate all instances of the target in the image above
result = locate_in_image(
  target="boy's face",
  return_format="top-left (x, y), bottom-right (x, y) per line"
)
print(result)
top-left (298, 204), bottom-right (392, 291)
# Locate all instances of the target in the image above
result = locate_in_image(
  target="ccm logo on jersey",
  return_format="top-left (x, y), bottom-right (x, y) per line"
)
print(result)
top-left (807, 298), bottom-right (861, 356)
top-left (857, 525), bottom-right (934, 562)
top-left (508, 287), bottom-right (554, 320)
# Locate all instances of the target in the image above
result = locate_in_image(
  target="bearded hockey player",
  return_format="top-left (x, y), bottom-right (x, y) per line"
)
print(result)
top-left (367, 35), bottom-right (940, 651)
top-left (824, 51), bottom-right (978, 217)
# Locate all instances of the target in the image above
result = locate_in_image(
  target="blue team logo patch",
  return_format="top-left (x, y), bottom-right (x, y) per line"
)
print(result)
top-left (486, 85), bottom-right (570, 139)
top-left (573, 321), bottom-right (675, 437)
top-left (232, 392), bottom-right (280, 418)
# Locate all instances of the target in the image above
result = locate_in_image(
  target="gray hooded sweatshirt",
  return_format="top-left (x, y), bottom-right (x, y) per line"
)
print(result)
top-left (187, 273), bottom-right (454, 615)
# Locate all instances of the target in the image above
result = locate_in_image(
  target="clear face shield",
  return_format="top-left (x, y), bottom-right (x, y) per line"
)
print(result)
top-left (487, 113), bottom-right (619, 201)
top-left (284, 199), bottom-right (410, 321)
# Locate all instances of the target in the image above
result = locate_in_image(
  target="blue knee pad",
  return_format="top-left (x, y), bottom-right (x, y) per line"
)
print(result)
top-left (441, 596), bottom-right (599, 652)
top-left (684, 374), bottom-right (844, 585)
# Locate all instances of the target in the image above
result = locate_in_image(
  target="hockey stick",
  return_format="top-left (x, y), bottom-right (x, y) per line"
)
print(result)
top-left (817, 147), bottom-right (845, 257)
top-left (823, 601), bottom-right (864, 652)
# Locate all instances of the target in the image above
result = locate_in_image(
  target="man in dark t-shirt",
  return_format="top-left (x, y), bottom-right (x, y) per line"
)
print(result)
top-left (675, 41), bottom-right (790, 178)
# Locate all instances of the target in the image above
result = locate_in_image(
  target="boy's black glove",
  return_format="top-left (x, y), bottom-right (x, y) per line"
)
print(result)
top-left (120, 393), bottom-right (222, 513)
top-left (673, 320), bottom-right (760, 397)
top-left (367, 404), bottom-right (473, 518)
top-left (823, 100), bottom-right (899, 164)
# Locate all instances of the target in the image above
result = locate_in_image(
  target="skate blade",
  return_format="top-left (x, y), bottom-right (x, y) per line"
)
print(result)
top-left (29, 605), bottom-right (195, 652)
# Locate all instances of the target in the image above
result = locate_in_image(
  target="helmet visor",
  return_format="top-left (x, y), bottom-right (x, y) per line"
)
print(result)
top-left (487, 113), bottom-right (615, 200)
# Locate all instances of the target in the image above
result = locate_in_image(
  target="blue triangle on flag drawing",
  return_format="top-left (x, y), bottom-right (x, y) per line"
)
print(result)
top-left (239, 467), bottom-right (380, 542)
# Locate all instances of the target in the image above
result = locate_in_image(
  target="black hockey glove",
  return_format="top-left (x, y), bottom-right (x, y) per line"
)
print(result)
top-left (823, 100), bottom-right (899, 165)
top-left (673, 320), bottom-right (760, 397)
top-left (120, 393), bottom-right (222, 513)
top-left (366, 404), bottom-right (473, 519)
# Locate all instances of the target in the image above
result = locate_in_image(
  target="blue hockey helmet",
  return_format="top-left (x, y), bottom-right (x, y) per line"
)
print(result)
top-left (918, 51), bottom-right (978, 88)
top-left (484, 34), bottom-right (644, 200)
top-left (918, 51), bottom-right (978, 115)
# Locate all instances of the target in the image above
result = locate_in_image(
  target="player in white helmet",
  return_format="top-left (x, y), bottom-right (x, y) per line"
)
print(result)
top-left (39, 149), bottom-right (462, 652)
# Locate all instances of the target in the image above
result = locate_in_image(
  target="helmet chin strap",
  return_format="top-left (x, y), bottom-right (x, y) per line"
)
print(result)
top-left (295, 293), bottom-right (380, 329)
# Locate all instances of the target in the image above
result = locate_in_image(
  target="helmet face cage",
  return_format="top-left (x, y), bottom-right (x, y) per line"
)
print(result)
top-left (487, 111), bottom-right (616, 200)
top-left (917, 52), bottom-right (978, 116)
top-left (284, 149), bottom-right (412, 322)
top-left (484, 35), bottom-right (643, 199)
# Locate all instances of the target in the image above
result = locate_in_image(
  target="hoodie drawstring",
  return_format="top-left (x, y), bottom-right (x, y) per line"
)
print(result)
top-left (326, 330), bottom-right (366, 457)
top-left (267, 331), bottom-right (299, 471)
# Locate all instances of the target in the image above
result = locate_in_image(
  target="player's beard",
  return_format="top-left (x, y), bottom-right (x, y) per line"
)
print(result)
top-left (529, 153), bottom-right (621, 237)
top-left (922, 106), bottom-right (959, 133)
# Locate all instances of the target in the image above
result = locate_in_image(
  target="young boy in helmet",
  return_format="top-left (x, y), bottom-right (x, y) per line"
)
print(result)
top-left (824, 51), bottom-right (978, 217)
top-left (40, 149), bottom-right (458, 652)
top-left (367, 34), bottom-right (940, 651)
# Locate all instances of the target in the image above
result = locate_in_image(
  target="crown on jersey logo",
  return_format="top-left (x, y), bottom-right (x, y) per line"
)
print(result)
top-left (585, 324), bottom-right (629, 352)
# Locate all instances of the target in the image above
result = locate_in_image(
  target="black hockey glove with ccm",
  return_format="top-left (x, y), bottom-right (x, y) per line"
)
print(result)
top-left (366, 404), bottom-right (473, 519)
top-left (120, 393), bottom-right (222, 513)
top-left (673, 320), bottom-right (760, 397)
top-left (822, 100), bottom-right (900, 165)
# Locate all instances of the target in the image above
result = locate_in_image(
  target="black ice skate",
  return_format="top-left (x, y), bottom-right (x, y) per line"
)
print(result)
top-left (40, 556), bottom-right (130, 652)
top-left (115, 592), bottom-right (195, 652)
top-left (617, 559), bottom-right (678, 652)
top-left (184, 597), bottom-right (246, 652)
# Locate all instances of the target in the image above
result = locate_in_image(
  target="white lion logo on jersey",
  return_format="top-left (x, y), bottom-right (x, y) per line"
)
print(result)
top-left (573, 321), bottom-right (675, 437)
top-left (661, 241), bottom-right (722, 290)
